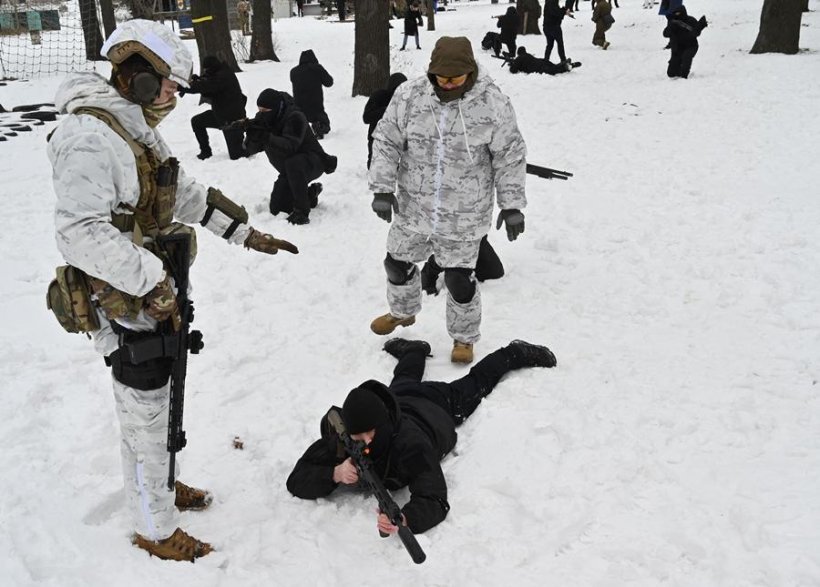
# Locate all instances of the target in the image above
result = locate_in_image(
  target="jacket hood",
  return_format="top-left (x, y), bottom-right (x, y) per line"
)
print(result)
top-left (387, 72), bottom-right (408, 93)
top-left (506, 6), bottom-right (517, 15)
top-left (354, 380), bottom-right (401, 428)
top-left (427, 36), bottom-right (478, 102)
top-left (299, 49), bottom-right (318, 65)
top-left (54, 71), bottom-right (169, 156)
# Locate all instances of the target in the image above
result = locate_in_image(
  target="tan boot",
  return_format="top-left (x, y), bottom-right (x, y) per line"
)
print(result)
top-left (451, 341), bottom-right (474, 364)
top-left (370, 313), bottom-right (415, 335)
top-left (175, 481), bottom-right (213, 511)
top-left (133, 528), bottom-right (213, 562)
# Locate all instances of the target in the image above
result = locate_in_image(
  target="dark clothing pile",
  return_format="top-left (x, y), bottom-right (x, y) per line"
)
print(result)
top-left (286, 346), bottom-right (521, 534)
top-left (290, 50), bottom-right (334, 138)
top-left (663, 7), bottom-right (707, 78)
top-left (496, 7), bottom-right (519, 56)
top-left (244, 90), bottom-right (337, 223)
top-left (184, 57), bottom-right (248, 159)
top-left (508, 48), bottom-right (572, 75)
top-left (362, 72), bottom-right (407, 169)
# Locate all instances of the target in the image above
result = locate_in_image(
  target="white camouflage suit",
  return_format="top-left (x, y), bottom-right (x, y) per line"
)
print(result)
top-left (368, 41), bottom-right (527, 344)
top-left (48, 71), bottom-right (253, 541)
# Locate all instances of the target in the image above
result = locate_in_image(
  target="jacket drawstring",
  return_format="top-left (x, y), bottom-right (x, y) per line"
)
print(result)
top-left (457, 100), bottom-right (474, 163)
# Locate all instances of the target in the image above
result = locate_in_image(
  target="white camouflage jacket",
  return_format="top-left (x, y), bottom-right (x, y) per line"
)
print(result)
top-left (48, 72), bottom-right (250, 353)
top-left (368, 67), bottom-right (527, 241)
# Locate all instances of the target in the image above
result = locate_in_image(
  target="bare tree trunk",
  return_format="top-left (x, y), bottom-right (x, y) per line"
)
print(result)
top-left (751, 0), bottom-right (803, 54)
top-left (128, 0), bottom-right (154, 19)
top-left (79, 0), bottom-right (104, 60)
top-left (353, 0), bottom-right (389, 97)
top-left (249, 0), bottom-right (280, 61)
top-left (99, 0), bottom-right (116, 38)
top-left (425, 0), bottom-right (436, 30)
top-left (517, 0), bottom-right (541, 35)
top-left (802, 0), bottom-right (809, 10)
top-left (191, 0), bottom-right (240, 71)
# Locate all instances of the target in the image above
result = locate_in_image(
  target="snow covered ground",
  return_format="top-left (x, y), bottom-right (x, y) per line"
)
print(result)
top-left (1, 1), bottom-right (819, 585)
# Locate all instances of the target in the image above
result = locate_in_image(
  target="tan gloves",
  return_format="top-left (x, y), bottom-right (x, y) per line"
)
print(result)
top-left (144, 273), bottom-right (181, 329)
top-left (243, 227), bottom-right (299, 255)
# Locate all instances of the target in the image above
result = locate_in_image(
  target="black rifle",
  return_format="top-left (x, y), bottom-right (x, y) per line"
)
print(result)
top-left (327, 410), bottom-right (426, 564)
top-left (526, 163), bottom-right (573, 180)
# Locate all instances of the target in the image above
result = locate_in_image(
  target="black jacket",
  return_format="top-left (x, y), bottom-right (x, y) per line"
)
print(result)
top-left (289, 50), bottom-right (334, 121)
top-left (497, 7), bottom-right (519, 44)
top-left (286, 380), bottom-right (457, 534)
top-left (543, 0), bottom-right (567, 27)
top-left (663, 8), bottom-right (707, 50)
top-left (185, 63), bottom-right (247, 122)
top-left (404, 6), bottom-right (423, 35)
top-left (362, 73), bottom-right (407, 146)
top-left (244, 92), bottom-right (336, 174)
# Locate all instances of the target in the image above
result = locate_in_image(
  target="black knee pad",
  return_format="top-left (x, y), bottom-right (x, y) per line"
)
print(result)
top-left (444, 268), bottom-right (476, 303)
top-left (384, 254), bottom-right (417, 285)
top-left (106, 349), bottom-right (172, 391)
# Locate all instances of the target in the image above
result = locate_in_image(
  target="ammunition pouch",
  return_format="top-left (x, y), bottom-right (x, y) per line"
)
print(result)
top-left (46, 265), bottom-right (100, 334)
top-left (106, 346), bottom-right (173, 390)
top-left (145, 222), bottom-right (198, 267)
top-left (201, 187), bottom-right (249, 239)
top-left (88, 276), bottom-right (143, 322)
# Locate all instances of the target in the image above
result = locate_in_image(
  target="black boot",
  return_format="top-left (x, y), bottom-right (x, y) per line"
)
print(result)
top-left (308, 182), bottom-right (323, 209)
top-left (505, 340), bottom-right (557, 368)
top-left (197, 147), bottom-right (212, 160)
top-left (286, 209), bottom-right (310, 225)
top-left (383, 338), bottom-right (432, 359)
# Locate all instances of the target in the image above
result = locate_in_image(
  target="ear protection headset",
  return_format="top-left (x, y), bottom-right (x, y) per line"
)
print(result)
top-left (128, 67), bottom-right (162, 105)
top-left (107, 41), bottom-right (171, 105)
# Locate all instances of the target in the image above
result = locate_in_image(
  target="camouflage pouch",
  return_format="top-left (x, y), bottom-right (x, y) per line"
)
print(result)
top-left (46, 265), bottom-right (100, 334)
top-left (87, 277), bottom-right (143, 322)
top-left (145, 222), bottom-right (198, 266)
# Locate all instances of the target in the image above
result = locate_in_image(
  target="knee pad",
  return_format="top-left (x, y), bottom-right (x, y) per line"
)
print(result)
top-left (106, 349), bottom-right (172, 391)
top-left (444, 268), bottom-right (476, 304)
top-left (384, 254), bottom-right (417, 285)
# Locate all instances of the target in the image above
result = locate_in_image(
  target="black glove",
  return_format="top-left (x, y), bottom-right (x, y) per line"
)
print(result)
top-left (372, 193), bottom-right (399, 223)
top-left (699, 15), bottom-right (708, 29)
top-left (177, 86), bottom-right (187, 97)
top-left (496, 209), bottom-right (525, 241)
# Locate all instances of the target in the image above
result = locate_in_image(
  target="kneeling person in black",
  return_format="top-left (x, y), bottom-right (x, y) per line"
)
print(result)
top-left (244, 89), bottom-right (337, 225)
top-left (182, 55), bottom-right (248, 160)
top-left (286, 338), bottom-right (557, 535)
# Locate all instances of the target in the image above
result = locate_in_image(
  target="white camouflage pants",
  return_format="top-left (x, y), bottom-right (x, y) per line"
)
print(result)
top-left (112, 377), bottom-right (179, 541)
top-left (386, 223), bottom-right (483, 344)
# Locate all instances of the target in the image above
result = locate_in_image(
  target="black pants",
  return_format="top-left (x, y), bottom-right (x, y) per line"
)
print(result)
top-left (544, 25), bottom-right (567, 64)
top-left (191, 110), bottom-right (246, 160)
top-left (503, 39), bottom-right (517, 57)
top-left (668, 45), bottom-right (698, 78)
top-left (270, 152), bottom-right (325, 215)
top-left (388, 346), bottom-right (513, 425)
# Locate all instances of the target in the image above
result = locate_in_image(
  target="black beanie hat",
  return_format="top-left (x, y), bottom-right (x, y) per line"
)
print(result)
top-left (257, 88), bottom-right (283, 111)
top-left (342, 387), bottom-right (389, 434)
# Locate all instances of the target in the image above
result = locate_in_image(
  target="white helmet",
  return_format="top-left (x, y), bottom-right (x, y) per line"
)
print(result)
top-left (101, 19), bottom-right (193, 88)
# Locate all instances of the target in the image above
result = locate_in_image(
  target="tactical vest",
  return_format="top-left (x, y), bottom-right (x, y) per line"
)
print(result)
top-left (47, 106), bottom-right (196, 332)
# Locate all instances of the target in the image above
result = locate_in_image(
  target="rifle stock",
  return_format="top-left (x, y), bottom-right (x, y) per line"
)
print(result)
top-left (327, 410), bottom-right (426, 564)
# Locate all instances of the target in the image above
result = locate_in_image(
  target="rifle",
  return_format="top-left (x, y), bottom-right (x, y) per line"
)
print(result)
top-left (526, 163), bottom-right (573, 180)
top-left (327, 409), bottom-right (427, 564)
top-left (221, 117), bottom-right (252, 132)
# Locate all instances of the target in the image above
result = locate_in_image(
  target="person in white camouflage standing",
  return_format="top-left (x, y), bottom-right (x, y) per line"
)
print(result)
top-left (47, 20), bottom-right (297, 561)
top-left (368, 36), bottom-right (527, 364)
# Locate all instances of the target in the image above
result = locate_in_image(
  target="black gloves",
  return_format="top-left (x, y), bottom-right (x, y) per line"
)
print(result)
top-left (496, 209), bottom-right (525, 241)
top-left (372, 193), bottom-right (399, 223)
top-left (177, 86), bottom-right (187, 97)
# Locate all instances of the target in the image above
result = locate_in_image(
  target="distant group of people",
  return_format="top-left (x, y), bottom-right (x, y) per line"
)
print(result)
top-left (181, 47), bottom-right (336, 225)
top-left (479, 0), bottom-right (707, 79)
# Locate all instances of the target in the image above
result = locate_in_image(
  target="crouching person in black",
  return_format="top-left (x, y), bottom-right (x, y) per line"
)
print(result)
top-left (286, 338), bottom-right (557, 534)
top-left (244, 89), bottom-right (337, 225)
top-left (181, 55), bottom-right (248, 160)
top-left (663, 5), bottom-right (707, 79)
top-left (290, 49), bottom-right (334, 139)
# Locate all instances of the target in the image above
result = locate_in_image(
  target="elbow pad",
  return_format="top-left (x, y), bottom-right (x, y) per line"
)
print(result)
top-left (201, 187), bottom-right (249, 239)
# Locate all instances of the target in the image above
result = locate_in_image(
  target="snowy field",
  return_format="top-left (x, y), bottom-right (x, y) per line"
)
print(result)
top-left (1, 0), bottom-right (819, 585)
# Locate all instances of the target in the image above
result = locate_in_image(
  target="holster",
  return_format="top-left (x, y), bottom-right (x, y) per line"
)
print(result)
top-left (105, 328), bottom-right (175, 390)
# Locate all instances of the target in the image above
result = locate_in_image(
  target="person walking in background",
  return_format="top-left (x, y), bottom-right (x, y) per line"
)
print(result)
top-left (181, 55), bottom-right (248, 160)
top-left (290, 49), bottom-right (334, 139)
top-left (236, 0), bottom-right (250, 35)
top-left (336, 0), bottom-right (347, 21)
top-left (592, 0), bottom-right (613, 50)
top-left (296, 0), bottom-right (304, 17)
top-left (368, 37), bottom-right (528, 364)
top-left (401, 1), bottom-right (424, 51)
top-left (362, 72), bottom-right (407, 169)
top-left (496, 6), bottom-right (519, 58)
top-left (663, 5), bottom-right (707, 78)
top-left (543, 0), bottom-right (571, 70)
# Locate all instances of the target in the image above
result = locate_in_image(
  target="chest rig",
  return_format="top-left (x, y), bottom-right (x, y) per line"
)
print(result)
top-left (73, 107), bottom-right (197, 322)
